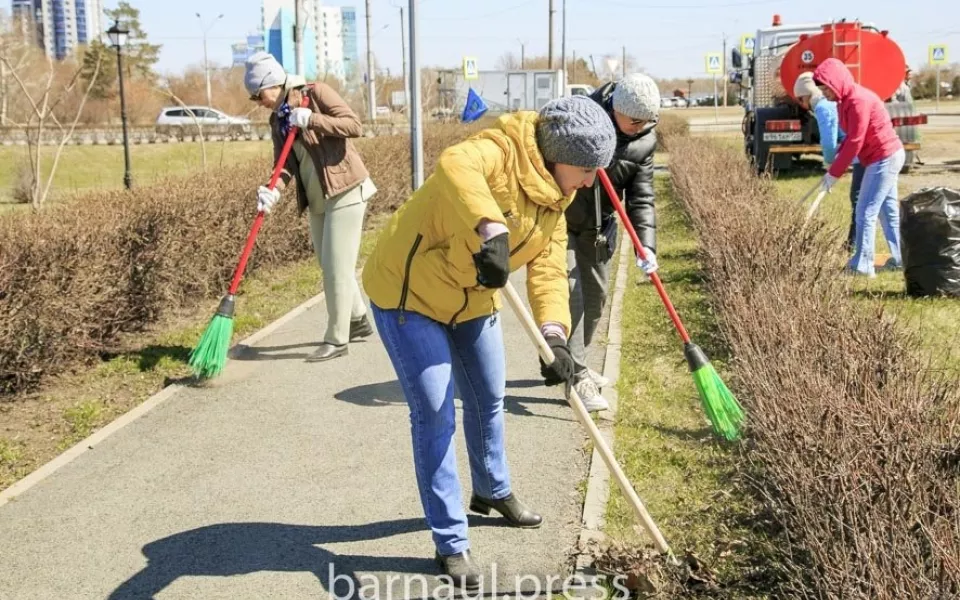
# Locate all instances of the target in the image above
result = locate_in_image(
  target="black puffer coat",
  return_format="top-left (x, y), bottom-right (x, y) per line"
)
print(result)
top-left (564, 81), bottom-right (658, 254)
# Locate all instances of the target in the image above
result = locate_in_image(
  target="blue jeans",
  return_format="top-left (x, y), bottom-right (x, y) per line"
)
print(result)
top-left (849, 148), bottom-right (906, 275)
top-left (846, 162), bottom-right (865, 251)
top-left (371, 304), bottom-right (511, 556)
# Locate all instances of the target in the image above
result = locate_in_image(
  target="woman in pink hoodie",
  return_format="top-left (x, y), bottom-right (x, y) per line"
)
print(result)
top-left (813, 58), bottom-right (905, 277)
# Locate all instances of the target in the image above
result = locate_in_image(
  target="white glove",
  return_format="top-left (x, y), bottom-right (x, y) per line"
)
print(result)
top-left (821, 173), bottom-right (838, 193)
top-left (636, 247), bottom-right (658, 275)
top-left (257, 185), bottom-right (281, 213)
top-left (290, 107), bottom-right (312, 130)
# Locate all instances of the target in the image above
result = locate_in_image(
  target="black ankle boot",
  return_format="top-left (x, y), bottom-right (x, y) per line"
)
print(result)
top-left (435, 550), bottom-right (481, 590)
top-left (350, 315), bottom-right (373, 341)
top-left (469, 492), bottom-right (542, 528)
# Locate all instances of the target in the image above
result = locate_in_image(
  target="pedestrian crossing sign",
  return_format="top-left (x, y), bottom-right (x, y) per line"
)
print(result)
top-left (463, 57), bottom-right (479, 80)
top-left (740, 34), bottom-right (755, 56)
top-left (929, 44), bottom-right (948, 66)
top-left (705, 53), bottom-right (722, 75)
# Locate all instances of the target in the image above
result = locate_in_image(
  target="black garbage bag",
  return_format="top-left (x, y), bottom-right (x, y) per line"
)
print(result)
top-left (900, 186), bottom-right (960, 298)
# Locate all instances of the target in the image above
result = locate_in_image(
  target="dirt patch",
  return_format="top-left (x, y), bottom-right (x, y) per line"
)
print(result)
top-left (900, 170), bottom-right (960, 195)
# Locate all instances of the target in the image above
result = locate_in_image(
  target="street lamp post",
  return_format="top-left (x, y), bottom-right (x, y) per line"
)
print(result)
top-left (107, 20), bottom-right (132, 190)
top-left (196, 13), bottom-right (224, 107)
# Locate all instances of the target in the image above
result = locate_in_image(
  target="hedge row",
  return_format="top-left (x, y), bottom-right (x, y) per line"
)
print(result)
top-left (667, 136), bottom-right (960, 598)
top-left (0, 123), bottom-right (481, 395)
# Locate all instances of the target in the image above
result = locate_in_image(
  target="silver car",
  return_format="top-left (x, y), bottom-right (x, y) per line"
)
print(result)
top-left (155, 106), bottom-right (252, 139)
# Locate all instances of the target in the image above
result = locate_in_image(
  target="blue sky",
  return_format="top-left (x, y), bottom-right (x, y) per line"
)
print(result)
top-left (130, 0), bottom-right (959, 79)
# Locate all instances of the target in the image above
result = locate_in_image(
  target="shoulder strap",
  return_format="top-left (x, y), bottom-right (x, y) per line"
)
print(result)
top-left (594, 180), bottom-right (603, 233)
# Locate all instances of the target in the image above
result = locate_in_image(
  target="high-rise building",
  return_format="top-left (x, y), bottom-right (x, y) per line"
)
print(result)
top-left (339, 6), bottom-right (359, 81)
top-left (262, 0), bottom-right (318, 79)
top-left (260, 1), bottom-right (360, 84)
top-left (12, 0), bottom-right (104, 60)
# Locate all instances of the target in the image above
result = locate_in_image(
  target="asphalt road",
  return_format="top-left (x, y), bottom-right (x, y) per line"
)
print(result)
top-left (0, 270), bottom-right (601, 600)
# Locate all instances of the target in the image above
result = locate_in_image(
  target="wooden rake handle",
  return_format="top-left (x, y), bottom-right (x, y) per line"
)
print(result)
top-left (500, 280), bottom-right (673, 556)
top-left (805, 190), bottom-right (828, 222)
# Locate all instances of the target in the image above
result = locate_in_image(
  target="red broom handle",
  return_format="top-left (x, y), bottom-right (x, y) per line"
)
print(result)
top-left (227, 95), bottom-right (310, 295)
top-left (597, 168), bottom-right (692, 345)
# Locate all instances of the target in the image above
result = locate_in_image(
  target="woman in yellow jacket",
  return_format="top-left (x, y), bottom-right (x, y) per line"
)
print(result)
top-left (362, 95), bottom-right (616, 589)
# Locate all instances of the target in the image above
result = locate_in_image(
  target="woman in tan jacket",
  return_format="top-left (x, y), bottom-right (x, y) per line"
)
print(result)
top-left (244, 52), bottom-right (376, 362)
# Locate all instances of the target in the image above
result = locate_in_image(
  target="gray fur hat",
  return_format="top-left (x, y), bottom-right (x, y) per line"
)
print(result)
top-left (536, 95), bottom-right (617, 169)
top-left (244, 51), bottom-right (287, 98)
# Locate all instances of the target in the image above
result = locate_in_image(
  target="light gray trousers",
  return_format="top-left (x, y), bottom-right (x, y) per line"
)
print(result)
top-left (307, 183), bottom-right (370, 346)
top-left (566, 230), bottom-right (612, 378)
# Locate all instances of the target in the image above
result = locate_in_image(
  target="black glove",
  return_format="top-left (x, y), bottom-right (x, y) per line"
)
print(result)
top-left (541, 334), bottom-right (575, 384)
top-left (473, 232), bottom-right (510, 288)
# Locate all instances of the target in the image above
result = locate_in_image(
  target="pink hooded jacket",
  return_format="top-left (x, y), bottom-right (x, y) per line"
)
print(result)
top-left (813, 58), bottom-right (902, 178)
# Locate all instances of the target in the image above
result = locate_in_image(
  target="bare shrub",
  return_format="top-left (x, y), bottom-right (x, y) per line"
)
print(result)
top-left (0, 122), bottom-right (487, 395)
top-left (10, 158), bottom-right (33, 204)
top-left (655, 112), bottom-right (688, 152)
top-left (667, 135), bottom-right (960, 598)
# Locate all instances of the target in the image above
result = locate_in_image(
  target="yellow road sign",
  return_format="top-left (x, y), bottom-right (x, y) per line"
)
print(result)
top-left (705, 52), bottom-right (722, 75)
top-left (929, 44), bottom-right (948, 66)
top-left (463, 56), bottom-right (479, 80)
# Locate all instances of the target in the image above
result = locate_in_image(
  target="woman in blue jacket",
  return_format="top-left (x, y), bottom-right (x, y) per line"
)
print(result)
top-left (795, 72), bottom-right (864, 250)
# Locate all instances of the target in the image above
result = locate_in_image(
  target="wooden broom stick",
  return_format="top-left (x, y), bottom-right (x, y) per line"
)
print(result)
top-left (500, 280), bottom-right (673, 557)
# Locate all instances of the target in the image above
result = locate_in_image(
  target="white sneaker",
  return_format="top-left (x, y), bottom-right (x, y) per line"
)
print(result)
top-left (567, 377), bottom-right (610, 413)
top-left (587, 368), bottom-right (611, 388)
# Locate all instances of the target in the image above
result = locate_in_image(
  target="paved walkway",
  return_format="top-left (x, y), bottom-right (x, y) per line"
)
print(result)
top-left (0, 269), bottom-right (614, 600)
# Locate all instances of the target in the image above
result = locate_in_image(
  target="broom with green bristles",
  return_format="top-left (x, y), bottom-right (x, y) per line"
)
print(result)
top-left (188, 96), bottom-right (308, 380)
top-left (598, 168), bottom-right (744, 441)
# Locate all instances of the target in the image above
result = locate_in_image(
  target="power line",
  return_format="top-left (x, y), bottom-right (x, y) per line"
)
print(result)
top-left (421, 0), bottom-right (538, 21)
top-left (596, 0), bottom-right (781, 8)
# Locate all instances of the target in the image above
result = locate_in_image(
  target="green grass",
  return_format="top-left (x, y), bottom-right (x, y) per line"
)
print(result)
top-left (775, 171), bottom-right (960, 374)
top-left (61, 399), bottom-right (107, 447)
top-left (0, 140), bottom-right (272, 204)
top-left (604, 176), bottom-right (778, 596)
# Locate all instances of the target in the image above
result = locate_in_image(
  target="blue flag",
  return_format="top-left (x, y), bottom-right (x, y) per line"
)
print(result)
top-left (461, 87), bottom-right (488, 123)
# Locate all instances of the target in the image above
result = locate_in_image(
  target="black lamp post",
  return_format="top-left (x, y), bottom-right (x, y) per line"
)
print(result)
top-left (107, 19), bottom-right (132, 190)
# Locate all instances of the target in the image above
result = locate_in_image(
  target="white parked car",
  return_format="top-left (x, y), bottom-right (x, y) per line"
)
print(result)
top-left (155, 106), bottom-right (252, 138)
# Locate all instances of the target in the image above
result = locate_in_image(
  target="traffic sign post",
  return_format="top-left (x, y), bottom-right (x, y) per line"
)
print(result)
top-left (463, 56), bottom-right (479, 81)
top-left (705, 52), bottom-right (722, 123)
top-left (929, 44), bottom-right (948, 113)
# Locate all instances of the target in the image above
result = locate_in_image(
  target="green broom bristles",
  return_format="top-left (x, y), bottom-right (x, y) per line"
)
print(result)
top-left (691, 363), bottom-right (744, 441)
top-left (684, 343), bottom-right (745, 441)
top-left (188, 295), bottom-right (236, 380)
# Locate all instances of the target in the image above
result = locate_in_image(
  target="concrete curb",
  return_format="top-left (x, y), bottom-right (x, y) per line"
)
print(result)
top-left (572, 226), bottom-right (631, 574)
top-left (0, 288), bottom-right (328, 509)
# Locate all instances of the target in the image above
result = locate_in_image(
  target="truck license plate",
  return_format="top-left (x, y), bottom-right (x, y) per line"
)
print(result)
top-left (763, 132), bottom-right (802, 142)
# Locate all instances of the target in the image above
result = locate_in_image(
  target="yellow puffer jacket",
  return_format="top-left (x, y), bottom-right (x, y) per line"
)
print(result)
top-left (362, 111), bottom-right (572, 334)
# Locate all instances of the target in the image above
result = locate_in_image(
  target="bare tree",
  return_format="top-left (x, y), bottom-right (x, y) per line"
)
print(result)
top-left (0, 12), bottom-right (36, 127)
top-left (496, 52), bottom-right (521, 71)
top-left (0, 45), bottom-right (102, 208)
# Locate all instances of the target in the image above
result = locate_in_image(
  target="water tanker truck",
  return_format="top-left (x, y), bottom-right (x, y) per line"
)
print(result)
top-left (731, 15), bottom-right (927, 175)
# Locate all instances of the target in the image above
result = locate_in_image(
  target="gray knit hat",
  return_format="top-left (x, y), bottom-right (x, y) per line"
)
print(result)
top-left (536, 96), bottom-right (617, 169)
top-left (612, 73), bottom-right (661, 121)
top-left (244, 51), bottom-right (287, 98)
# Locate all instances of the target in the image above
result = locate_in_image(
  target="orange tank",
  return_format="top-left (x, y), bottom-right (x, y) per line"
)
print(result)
top-left (779, 22), bottom-right (907, 102)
